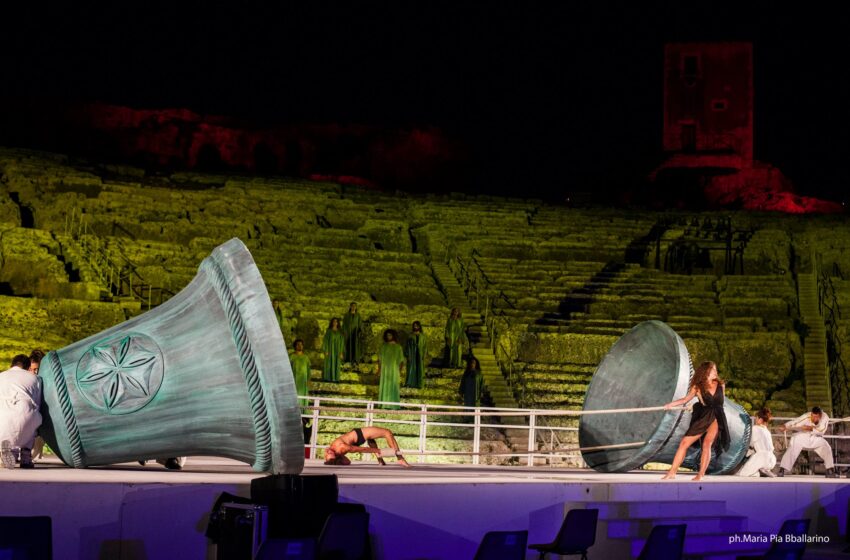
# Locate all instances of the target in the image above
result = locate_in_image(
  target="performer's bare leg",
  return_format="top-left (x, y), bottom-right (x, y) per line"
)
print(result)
top-left (360, 427), bottom-right (411, 467)
top-left (693, 420), bottom-right (718, 481)
top-left (662, 434), bottom-right (702, 479)
top-left (367, 438), bottom-right (387, 465)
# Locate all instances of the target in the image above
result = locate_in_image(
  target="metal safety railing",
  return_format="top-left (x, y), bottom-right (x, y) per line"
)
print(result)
top-left (770, 415), bottom-right (850, 470)
top-left (301, 397), bottom-right (850, 473)
top-left (63, 208), bottom-right (174, 309)
top-left (301, 395), bottom-right (690, 467)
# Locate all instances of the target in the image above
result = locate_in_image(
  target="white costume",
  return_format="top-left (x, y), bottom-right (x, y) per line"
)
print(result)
top-left (779, 412), bottom-right (833, 471)
top-left (736, 423), bottom-right (776, 476)
top-left (0, 366), bottom-right (42, 450)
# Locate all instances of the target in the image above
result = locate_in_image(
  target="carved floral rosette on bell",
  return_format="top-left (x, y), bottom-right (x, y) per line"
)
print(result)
top-left (579, 320), bottom-right (752, 475)
top-left (38, 238), bottom-right (304, 474)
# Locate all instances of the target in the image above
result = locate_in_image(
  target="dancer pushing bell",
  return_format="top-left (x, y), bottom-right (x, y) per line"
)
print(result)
top-left (662, 361), bottom-right (730, 481)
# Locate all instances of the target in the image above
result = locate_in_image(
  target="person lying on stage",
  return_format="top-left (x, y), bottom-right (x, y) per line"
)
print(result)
top-left (324, 427), bottom-right (411, 467)
top-left (735, 407), bottom-right (776, 477)
top-left (777, 406), bottom-right (838, 478)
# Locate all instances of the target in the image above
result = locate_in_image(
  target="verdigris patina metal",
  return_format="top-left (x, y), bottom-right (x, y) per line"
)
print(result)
top-left (579, 320), bottom-right (751, 474)
top-left (38, 238), bottom-right (304, 474)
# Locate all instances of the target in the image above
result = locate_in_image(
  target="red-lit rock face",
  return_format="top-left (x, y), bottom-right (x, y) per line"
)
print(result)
top-left (66, 103), bottom-right (465, 191)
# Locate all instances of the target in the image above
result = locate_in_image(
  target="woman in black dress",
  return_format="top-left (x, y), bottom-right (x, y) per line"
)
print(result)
top-left (661, 361), bottom-right (730, 481)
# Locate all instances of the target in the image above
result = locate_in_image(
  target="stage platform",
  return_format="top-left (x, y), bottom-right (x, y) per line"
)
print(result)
top-left (2, 457), bottom-right (849, 559)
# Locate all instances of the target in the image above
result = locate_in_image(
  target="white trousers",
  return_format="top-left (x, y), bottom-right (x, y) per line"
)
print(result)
top-left (780, 433), bottom-right (834, 471)
top-left (736, 451), bottom-right (777, 477)
top-left (0, 400), bottom-right (41, 450)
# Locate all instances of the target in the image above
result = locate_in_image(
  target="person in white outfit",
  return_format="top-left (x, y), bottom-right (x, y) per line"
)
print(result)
top-left (778, 406), bottom-right (837, 478)
top-left (737, 408), bottom-right (776, 477)
top-left (28, 349), bottom-right (46, 461)
top-left (0, 355), bottom-right (42, 469)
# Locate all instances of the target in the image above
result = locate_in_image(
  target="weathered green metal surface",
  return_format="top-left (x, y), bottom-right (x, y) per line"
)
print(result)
top-left (38, 238), bottom-right (304, 474)
top-left (579, 320), bottom-right (751, 474)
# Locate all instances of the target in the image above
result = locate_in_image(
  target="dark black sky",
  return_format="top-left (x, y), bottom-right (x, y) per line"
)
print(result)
top-left (1, 2), bottom-right (848, 200)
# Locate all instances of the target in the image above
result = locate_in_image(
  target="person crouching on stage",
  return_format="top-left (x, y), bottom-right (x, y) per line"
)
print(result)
top-left (736, 407), bottom-right (776, 477)
top-left (662, 361), bottom-right (730, 481)
top-left (777, 406), bottom-right (837, 478)
top-left (0, 354), bottom-right (42, 469)
top-left (324, 427), bottom-right (410, 467)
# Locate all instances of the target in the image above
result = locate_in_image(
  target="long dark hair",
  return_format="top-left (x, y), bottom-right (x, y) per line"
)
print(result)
top-left (383, 329), bottom-right (398, 343)
top-left (689, 361), bottom-right (723, 397)
top-left (465, 357), bottom-right (480, 372)
top-left (328, 317), bottom-right (341, 330)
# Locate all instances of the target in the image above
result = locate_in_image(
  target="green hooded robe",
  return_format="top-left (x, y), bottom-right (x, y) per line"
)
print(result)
top-left (342, 311), bottom-right (363, 363)
top-left (290, 352), bottom-right (311, 407)
top-left (322, 329), bottom-right (344, 382)
top-left (404, 332), bottom-right (428, 389)
top-left (378, 342), bottom-right (405, 409)
top-left (444, 317), bottom-right (467, 368)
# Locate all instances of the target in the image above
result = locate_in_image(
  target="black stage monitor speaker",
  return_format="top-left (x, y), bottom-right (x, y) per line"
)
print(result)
top-left (251, 474), bottom-right (339, 539)
top-left (215, 503), bottom-right (268, 560)
top-left (0, 516), bottom-right (53, 560)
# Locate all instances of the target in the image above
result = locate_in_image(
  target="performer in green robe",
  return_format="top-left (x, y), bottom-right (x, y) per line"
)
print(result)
top-left (378, 329), bottom-right (405, 409)
top-left (342, 302), bottom-right (363, 364)
top-left (444, 308), bottom-right (467, 368)
top-left (459, 357), bottom-right (484, 422)
top-left (322, 317), bottom-right (345, 382)
top-left (404, 321), bottom-right (428, 389)
top-left (290, 338), bottom-right (311, 407)
top-left (290, 338), bottom-right (313, 443)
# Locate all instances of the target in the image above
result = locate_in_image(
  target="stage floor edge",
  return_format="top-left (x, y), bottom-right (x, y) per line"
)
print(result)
top-left (1, 457), bottom-right (848, 559)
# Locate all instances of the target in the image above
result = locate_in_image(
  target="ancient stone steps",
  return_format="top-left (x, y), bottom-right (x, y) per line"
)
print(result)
top-left (797, 272), bottom-right (832, 414)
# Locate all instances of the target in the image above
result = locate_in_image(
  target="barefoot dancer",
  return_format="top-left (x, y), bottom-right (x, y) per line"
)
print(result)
top-left (661, 361), bottom-right (729, 481)
top-left (324, 426), bottom-right (411, 467)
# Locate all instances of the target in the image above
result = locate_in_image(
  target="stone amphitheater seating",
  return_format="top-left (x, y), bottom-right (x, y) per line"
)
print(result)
top-left (439, 214), bottom-right (809, 419)
top-left (0, 295), bottom-right (127, 360)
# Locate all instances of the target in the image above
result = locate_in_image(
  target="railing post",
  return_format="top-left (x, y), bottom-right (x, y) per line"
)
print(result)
top-left (527, 412), bottom-right (536, 467)
top-left (365, 402), bottom-right (374, 427)
top-left (418, 405), bottom-right (427, 465)
top-left (309, 397), bottom-right (320, 460)
top-left (473, 407), bottom-right (481, 465)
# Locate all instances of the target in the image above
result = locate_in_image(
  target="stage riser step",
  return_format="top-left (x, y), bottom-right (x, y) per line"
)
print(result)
top-left (605, 516), bottom-right (747, 538)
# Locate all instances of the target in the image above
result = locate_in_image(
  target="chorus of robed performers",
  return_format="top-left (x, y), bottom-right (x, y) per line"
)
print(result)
top-left (291, 305), bottom-right (485, 464)
top-left (307, 305), bottom-right (470, 403)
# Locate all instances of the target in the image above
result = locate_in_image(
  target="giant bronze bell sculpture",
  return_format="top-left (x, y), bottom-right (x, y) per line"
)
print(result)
top-left (38, 238), bottom-right (304, 474)
top-left (579, 320), bottom-right (751, 474)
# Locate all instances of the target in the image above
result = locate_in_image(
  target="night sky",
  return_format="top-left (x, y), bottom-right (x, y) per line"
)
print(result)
top-left (1, 3), bottom-right (847, 201)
